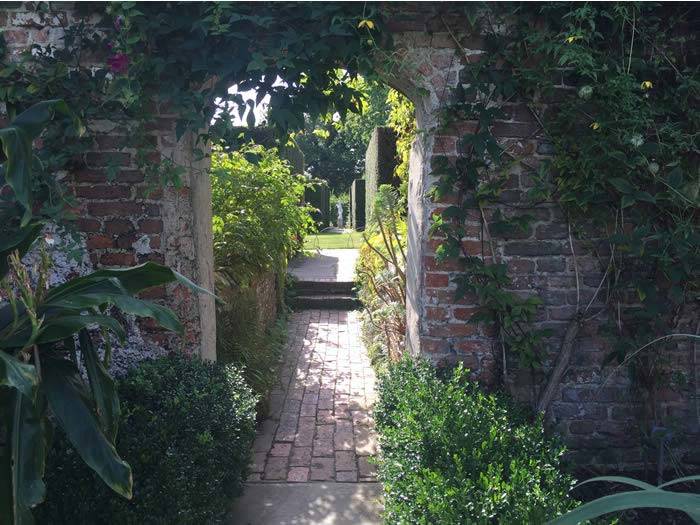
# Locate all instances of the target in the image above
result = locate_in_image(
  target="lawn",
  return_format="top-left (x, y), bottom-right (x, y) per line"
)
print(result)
top-left (304, 230), bottom-right (365, 250)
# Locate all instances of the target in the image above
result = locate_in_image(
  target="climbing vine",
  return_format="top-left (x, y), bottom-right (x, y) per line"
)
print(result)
top-left (430, 3), bottom-right (699, 428)
top-left (0, 2), bottom-right (386, 193)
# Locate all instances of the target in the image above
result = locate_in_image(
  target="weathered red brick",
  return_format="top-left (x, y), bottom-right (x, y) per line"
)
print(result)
top-left (86, 234), bottom-right (114, 250)
top-left (76, 218), bottom-right (101, 232)
top-left (75, 184), bottom-right (131, 200)
top-left (85, 152), bottom-right (131, 168)
top-left (105, 219), bottom-right (135, 234)
top-left (99, 252), bottom-right (135, 266)
top-left (425, 272), bottom-right (449, 288)
top-left (138, 219), bottom-right (163, 234)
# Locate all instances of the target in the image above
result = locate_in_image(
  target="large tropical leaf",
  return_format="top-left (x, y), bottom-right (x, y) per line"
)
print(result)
top-left (9, 391), bottom-right (49, 525)
top-left (42, 358), bottom-right (132, 499)
top-left (109, 296), bottom-right (182, 334)
top-left (0, 352), bottom-right (37, 399)
top-left (0, 100), bottom-right (78, 221)
top-left (79, 330), bottom-right (120, 443)
top-left (0, 315), bottom-right (126, 350)
top-left (88, 261), bottom-right (215, 297)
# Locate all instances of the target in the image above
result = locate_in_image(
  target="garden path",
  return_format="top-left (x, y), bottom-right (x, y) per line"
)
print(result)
top-left (230, 251), bottom-right (382, 524)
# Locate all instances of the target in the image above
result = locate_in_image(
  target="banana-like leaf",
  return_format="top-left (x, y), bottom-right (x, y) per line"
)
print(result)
top-left (0, 352), bottom-right (37, 399)
top-left (0, 315), bottom-right (126, 350)
top-left (42, 277), bottom-right (129, 308)
top-left (43, 358), bottom-right (132, 499)
top-left (0, 100), bottom-right (78, 222)
top-left (79, 330), bottom-right (120, 444)
top-left (548, 489), bottom-right (700, 525)
top-left (36, 315), bottom-right (126, 345)
top-left (88, 261), bottom-right (215, 297)
top-left (10, 390), bottom-right (49, 525)
top-left (110, 296), bottom-right (183, 334)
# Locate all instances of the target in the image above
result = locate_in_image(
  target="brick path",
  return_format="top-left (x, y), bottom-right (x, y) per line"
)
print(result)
top-left (249, 309), bottom-right (378, 483)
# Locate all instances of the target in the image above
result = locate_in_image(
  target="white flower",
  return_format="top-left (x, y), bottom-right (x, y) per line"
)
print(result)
top-left (578, 85), bottom-right (593, 100)
top-left (629, 134), bottom-right (644, 147)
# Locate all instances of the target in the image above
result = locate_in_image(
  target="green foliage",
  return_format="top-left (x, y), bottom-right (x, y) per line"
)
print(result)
top-left (294, 78), bottom-right (391, 192)
top-left (375, 358), bottom-right (577, 524)
top-left (0, 103), bottom-right (207, 524)
top-left (356, 186), bottom-right (406, 365)
top-left (386, 88), bottom-right (416, 199)
top-left (37, 354), bottom-right (258, 524)
top-left (215, 271), bottom-right (287, 416)
top-left (430, 3), bottom-right (699, 415)
top-left (549, 475), bottom-right (700, 524)
top-left (211, 144), bottom-right (315, 280)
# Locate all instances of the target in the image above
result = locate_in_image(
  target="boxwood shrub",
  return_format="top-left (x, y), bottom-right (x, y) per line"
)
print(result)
top-left (375, 358), bottom-right (577, 524)
top-left (37, 354), bottom-right (257, 524)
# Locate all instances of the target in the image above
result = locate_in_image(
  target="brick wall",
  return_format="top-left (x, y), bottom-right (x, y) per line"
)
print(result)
top-left (3, 2), bottom-right (697, 472)
top-left (2, 3), bottom-right (214, 360)
top-left (384, 4), bottom-right (698, 472)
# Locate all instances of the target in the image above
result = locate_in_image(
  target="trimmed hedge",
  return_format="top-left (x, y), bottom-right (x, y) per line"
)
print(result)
top-left (37, 354), bottom-right (257, 524)
top-left (375, 359), bottom-right (577, 524)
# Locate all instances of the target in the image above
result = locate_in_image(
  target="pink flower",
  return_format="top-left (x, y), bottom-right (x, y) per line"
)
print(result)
top-left (107, 53), bottom-right (129, 74)
top-left (114, 15), bottom-right (124, 31)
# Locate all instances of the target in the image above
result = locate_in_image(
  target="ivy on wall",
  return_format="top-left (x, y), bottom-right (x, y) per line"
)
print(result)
top-left (430, 3), bottom-right (699, 428)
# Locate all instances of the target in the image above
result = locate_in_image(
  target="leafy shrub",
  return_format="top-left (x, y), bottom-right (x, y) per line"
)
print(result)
top-left (37, 354), bottom-right (257, 524)
top-left (216, 270), bottom-right (287, 417)
top-left (211, 144), bottom-right (315, 279)
top-left (375, 358), bottom-right (576, 524)
top-left (356, 185), bottom-right (406, 365)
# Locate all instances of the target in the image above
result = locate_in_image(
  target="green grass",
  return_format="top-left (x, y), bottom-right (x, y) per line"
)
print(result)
top-left (304, 230), bottom-right (365, 250)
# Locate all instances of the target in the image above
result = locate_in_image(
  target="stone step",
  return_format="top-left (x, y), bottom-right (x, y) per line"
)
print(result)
top-left (294, 280), bottom-right (355, 295)
top-left (291, 294), bottom-right (362, 310)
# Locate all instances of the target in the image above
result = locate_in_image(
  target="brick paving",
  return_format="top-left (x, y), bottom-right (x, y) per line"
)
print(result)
top-left (249, 309), bottom-right (378, 483)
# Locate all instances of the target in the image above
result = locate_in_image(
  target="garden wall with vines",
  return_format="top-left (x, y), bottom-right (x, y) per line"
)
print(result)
top-left (1, 2), bottom-right (698, 474)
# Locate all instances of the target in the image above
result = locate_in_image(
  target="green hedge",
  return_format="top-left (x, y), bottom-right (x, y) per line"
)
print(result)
top-left (37, 354), bottom-right (257, 524)
top-left (375, 359), bottom-right (576, 524)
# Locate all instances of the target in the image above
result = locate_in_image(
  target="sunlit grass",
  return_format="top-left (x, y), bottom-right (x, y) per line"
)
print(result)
top-left (303, 230), bottom-right (365, 250)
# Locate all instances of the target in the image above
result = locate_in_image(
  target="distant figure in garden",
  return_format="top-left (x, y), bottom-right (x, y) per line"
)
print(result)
top-left (336, 201), bottom-right (344, 228)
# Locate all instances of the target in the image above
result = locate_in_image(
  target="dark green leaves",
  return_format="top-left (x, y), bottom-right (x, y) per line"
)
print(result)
top-left (0, 352), bottom-right (37, 399)
top-left (0, 100), bottom-right (81, 223)
top-left (43, 358), bottom-right (132, 499)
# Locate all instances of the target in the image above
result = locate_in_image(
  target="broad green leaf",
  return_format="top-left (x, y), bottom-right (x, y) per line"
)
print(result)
top-left (36, 315), bottom-right (126, 345)
top-left (608, 177), bottom-right (635, 194)
top-left (11, 100), bottom-right (75, 140)
top-left (88, 261), bottom-right (214, 297)
top-left (109, 296), bottom-right (182, 334)
top-left (0, 352), bottom-right (37, 399)
top-left (0, 127), bottom-right (32, 217)
top-left (548, 490), bottom-right (700, 524)
top-left (0, 315), bottom-right (126, 349)
top-left (79, 330), bottom-right (120, 443)
top-left (43, 358), bottom-right (132, 499)
top-left (10, 390), bottom-right (49, 525)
